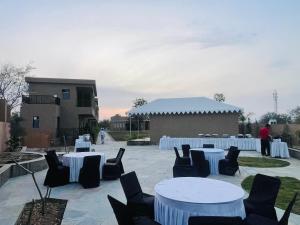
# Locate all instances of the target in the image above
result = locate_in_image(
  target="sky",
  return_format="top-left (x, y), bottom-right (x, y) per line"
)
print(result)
top-left (0, 0), bottom-right (299, 120)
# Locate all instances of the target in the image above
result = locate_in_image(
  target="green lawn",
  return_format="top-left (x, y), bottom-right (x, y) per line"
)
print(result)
top-left (108, 131), bottom-right (149, 141)
top-left (242, 176), bottom-right (300, 215)
top-left (238, 156), bottom-right (290, 168)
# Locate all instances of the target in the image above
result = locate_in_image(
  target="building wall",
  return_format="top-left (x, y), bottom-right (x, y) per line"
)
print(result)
top-left (20, 104), bottom-right (60, 139)
top-left (0, 122), bottom-right (10, 152)
top-left (270, 124), bottom-right (300, 146)
top-left (28, 82), bottom-right (98, 129)
top-left (149, 113), bottom-right (239, 144)
top-left (0, 99), bottom-right (10, 122)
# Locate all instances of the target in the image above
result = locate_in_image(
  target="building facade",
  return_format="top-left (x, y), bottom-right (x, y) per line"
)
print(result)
top-left (110, 114), bottom-right (127, 130)
top-left (20, 77), bottom-right (99, 147)
top-left (128, 97), bottom-right (241, 144)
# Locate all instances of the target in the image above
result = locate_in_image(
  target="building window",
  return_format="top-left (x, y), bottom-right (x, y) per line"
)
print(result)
top-left (62, 89), bottom-right (70, 100)
top-left (32, 116), bottom-right (39, 128)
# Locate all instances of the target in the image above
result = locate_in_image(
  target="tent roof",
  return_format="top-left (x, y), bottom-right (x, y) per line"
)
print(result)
top-left (128, 97), bottom-right (241, 116)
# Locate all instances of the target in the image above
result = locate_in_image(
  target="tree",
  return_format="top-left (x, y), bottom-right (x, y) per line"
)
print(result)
top-left (290, 106), bottom-right (300, 124)
top-left (130, 98), bottom-right (148, 137)
top-left (6, 113), bottom-right (25, 151)
top-left (133, 98), bottom-right (147, 108)
top-left (213, 93), bottom-right (225, 102)
top-left (259, 112), bottom-right (291, 124)
top-left (99, 119), bottom-right (110, 129)
top-left (238, 111), bottom-right (253, 134)
top-left (0, 63), bottom-right (34, 110)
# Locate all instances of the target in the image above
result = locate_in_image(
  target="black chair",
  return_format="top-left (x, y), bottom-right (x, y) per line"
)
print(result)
top-left (44, 154), bottom-right (69, 187)
top-left (189, 216), bottom-right (243, 225)
top-left (76, 147), bottom-right (90, 152)
top-left (46, 150), bottom-right (62, 166)
top-left (107, 195), bottom-right (160, 225)
top-left (202, 144), bottom-right (214, 148)
top-left (120, 171), bottom-right (154, 219)
top-left (106, 148), bottom-right (125, 174)
top-left (219, 146), bottom-right (240, 176)
top-left (182, 144), bottom-right (191, 157)
top-left (191, 150), bottom-right (210, 177)
top-left (173, 162), bottom-right (196, 177)
top-left (245, 193), bottom-right (298, 225)
top-left (244, 174), bottom-right (281, 220)
top-left (103, 148), bottom-right (125, 180)
top-left (78, 155), bottom-right (101, 188)
top-left (174, 147), bottom-right (191, 165)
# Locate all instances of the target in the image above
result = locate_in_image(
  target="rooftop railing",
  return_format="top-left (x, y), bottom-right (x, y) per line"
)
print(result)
top-left (22, 95), bottom-right (60, 105)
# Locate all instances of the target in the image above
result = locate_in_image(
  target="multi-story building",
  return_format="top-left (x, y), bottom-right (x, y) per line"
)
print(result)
top-left (110, 114), bottom-right (128, 130)
top-left (20, 77), bottom-right (99, 147)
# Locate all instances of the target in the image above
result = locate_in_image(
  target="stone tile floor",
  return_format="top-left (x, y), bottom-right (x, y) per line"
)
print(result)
top-left (0, 134), bottom-right (299, 225)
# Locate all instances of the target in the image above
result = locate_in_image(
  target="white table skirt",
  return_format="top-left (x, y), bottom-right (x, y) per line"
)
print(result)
top-left (190, 148), bottom-right (225, 175)
top-left (159, 137), bottom-right (259, 151)
top-left (255, 140), bottom-right (290, 158)
top-left (75, 139), bottom-right (92, 151)
top-left (271, 142), bottom-right (290, 158)
top-left (154, 178), bottom-right (245, 225)
top-left (62, 152), bottom-right (106, 181)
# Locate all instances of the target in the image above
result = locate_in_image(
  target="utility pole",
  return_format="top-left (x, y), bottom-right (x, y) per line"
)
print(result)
top-left (273, 90), bottom-right (278, 114)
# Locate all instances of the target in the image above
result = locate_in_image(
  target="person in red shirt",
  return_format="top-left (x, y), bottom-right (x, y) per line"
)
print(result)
top-left (259, 124), bottom-right (271, 156)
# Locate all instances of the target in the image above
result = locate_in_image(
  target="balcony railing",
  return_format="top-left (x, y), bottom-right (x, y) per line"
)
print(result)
top-left (22, 95), bottom-right (60, 105)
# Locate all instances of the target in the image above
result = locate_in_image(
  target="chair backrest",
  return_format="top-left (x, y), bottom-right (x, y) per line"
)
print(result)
top-left (188, 216), bottom-right (243, 225)
top-left (115, 148), bottom-right (125, 164)
top-left (203, 144), bottom-right (214, 148)
top-left (120, 171), bottom-right (143, 200)
top-left (279, 192), bottom-right (298, 225)
top-left (82, 155), bottom-right (101, 171)
top-left (191, 150), bottom-right (206, 167)
top-left (46, 150), bottom-right (60, 165)
top-left (76, 147), bottom-right (90, 152)
top-left (182, 144), bottom-right (190, 157)
top-left (174, 147), bottom-right (181, 159)
top-left (116, 148), bottom-right (124, 158)
top-left (226, 147), bottom-right (240, 161)
top-left (248, 174), bottom-right (281, 205)
top-left (45, 154), bottom-right (59, 170)
top-left (107, 195), bottom-right (134, 225)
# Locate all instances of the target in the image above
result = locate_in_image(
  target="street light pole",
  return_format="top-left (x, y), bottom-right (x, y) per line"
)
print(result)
top-left (129, 116), bottom-right (132, 137)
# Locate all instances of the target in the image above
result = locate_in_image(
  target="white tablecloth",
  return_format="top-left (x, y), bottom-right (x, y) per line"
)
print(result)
top-left (271, 142), bottom-right (290, 158)
top-left (190, 148), bottom-right (225, 175)
top-left (255, 140), bottom-right (290, 158)
top-left (75, 139), bottom-right (92, 151)
top-left (159, 137), bottom-right (259, 151)
top-left (62, 152), bottom-right (106, 181)
top-left (155, 177), bottom-right (245, 225)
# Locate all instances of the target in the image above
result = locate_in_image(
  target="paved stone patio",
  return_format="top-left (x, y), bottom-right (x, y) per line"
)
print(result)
top-left (0, 134), bottom-right (299, 225)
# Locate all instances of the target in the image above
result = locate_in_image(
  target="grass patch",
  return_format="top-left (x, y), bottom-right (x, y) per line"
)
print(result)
top-left (242, 176), bottom-right (300, 215)
top-left (238, 157), bottom-right (290, 168)
top-left (108, 131), bottom-right (149, 141)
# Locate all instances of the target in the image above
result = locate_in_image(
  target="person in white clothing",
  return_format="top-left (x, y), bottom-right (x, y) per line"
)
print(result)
top-left (100, 128), bottom-right (105, 144)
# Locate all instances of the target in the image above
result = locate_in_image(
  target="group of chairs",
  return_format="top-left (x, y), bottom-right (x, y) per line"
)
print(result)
top-left (108, 172), bottom-right (298, 225)
top-left (173, 144), bottom-right (241, 177)
top-left (43, 148), bottom-right (126, 189)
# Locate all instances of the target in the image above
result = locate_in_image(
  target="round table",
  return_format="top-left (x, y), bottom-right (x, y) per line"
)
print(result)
top-left (62, 152), bottom-right (106, 182)
top-left (271, 142), bottom-right (290, 158)
top-left (155, 177), bottom-right (245, 225)
top-left (190, 148), bottom-right (225, 175)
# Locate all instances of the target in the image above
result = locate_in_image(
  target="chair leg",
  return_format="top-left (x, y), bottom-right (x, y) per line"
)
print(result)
top-left (45, 187), bottom-right (52, 198)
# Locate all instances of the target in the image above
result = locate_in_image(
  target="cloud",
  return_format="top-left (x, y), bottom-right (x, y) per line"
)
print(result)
top-left (128, 29), bottom-right (257, 54)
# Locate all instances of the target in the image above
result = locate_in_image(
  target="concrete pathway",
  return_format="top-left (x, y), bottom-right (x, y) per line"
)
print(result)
top-left (0, 138), bottom-right (299, 225)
